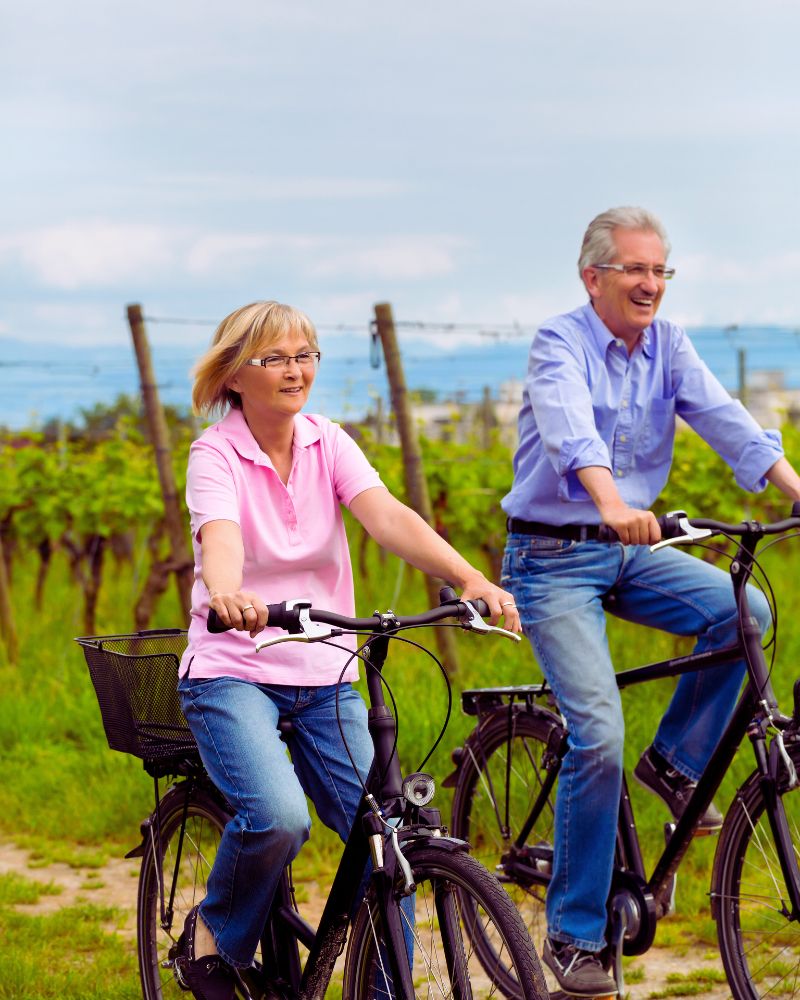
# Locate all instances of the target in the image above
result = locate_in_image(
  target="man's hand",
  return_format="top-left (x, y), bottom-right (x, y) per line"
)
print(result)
top-left (599, 504), bottom-right (661, 546)
top-left (576, 466), bottom-right (661, 545)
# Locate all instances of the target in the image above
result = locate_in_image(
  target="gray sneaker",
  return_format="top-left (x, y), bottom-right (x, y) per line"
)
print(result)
top-left (543, 937), bottom-right (617, 997)
top-left (634, 745), bottom-right (723, 834)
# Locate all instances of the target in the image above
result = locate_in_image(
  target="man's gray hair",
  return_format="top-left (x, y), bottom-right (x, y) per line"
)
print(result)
top-left (578, 206), bottom-right (671, 276)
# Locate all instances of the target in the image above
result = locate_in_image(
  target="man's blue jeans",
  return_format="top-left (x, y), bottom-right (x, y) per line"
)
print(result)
top-left (502, 533), bottom-right (771, 951)
top-left (178, 676), bottom-right (373, 968)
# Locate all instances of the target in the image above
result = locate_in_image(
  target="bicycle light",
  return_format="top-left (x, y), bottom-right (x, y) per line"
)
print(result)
top-left (402, 772), bottom-right (436, 807)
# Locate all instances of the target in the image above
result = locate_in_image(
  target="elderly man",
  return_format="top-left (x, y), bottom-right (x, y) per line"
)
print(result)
top-left (501, 206), bottom-right (800, 997)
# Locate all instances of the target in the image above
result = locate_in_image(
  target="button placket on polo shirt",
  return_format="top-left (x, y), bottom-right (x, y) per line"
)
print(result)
top-left (284, 461), bottom-right (302, 546)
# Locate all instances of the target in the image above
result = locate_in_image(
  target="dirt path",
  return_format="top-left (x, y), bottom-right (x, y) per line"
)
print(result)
top-left (0, 840), bottom-right (732, 998)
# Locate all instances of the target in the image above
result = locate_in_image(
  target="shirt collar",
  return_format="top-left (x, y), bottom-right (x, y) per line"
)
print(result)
top-left (582, 301), bottom-right (656, 359)
top-left (213, 408), bottom-right (322, 463)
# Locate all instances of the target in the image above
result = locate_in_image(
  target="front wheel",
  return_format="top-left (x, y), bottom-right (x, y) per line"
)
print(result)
top-left (137, 785), bottom-right (229, 1000)
top-left (342, 843), bottom-right (548, 999)
top-left (713, 739), bottom-right (800, 999)
top-left (450, 705), bottom-right (562, 979)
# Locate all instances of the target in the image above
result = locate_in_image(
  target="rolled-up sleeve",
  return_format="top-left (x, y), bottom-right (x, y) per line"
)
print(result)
top-left (529, 328), bottom-right (612, 500)
top-left (673, 331), bottom-right (784, 492)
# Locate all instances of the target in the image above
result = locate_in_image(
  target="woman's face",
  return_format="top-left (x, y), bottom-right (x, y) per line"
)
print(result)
top-left (228, 328), bottom-right (319, 423)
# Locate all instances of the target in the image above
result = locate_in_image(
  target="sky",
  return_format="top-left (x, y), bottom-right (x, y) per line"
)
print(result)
top-left (3, 0), bottom-right (800, 354)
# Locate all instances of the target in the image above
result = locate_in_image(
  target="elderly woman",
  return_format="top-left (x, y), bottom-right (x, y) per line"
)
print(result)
top-left (175, 300), bottom-right (519, 999)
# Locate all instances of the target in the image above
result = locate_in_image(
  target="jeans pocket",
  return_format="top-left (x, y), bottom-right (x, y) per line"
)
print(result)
top-left (517, 536), bottom-right (577, 568)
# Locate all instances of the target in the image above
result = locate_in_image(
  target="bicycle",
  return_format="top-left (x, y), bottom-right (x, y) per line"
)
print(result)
top-left (78, 590), bottom-right (549, 1000)
top-left (445, 504), bottom-right (800, 999)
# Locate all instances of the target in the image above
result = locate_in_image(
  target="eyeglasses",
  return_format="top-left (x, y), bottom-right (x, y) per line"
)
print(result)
top-left (593, 263), bottom-right (675, 280)
top-left (245, 351), bottom-right (321, 370)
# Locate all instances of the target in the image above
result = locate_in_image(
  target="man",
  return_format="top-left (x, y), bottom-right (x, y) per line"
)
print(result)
top-left (501, 206), bottom-right (800, 998)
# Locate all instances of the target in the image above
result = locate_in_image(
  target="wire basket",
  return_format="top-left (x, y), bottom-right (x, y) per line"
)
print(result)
top-left (76, 629), bottom-right (198, 763)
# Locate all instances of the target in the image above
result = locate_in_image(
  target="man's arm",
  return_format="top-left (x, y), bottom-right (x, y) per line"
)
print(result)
top-left (576, 467), bottom-right (661, 545)
top-left (764, 456), bottom-right (800, 502)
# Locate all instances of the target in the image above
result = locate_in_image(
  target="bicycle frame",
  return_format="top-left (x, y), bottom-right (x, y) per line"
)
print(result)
top-left (162, 626), bottom-right (451, 1000)
top-left (466, 525), bottom-right (800, 958)
top-left (616, 529), bottom-right (800, 930)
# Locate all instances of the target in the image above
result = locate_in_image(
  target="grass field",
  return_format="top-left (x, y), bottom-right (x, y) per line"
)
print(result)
top-left (2, 533), bottom-right (800, 994)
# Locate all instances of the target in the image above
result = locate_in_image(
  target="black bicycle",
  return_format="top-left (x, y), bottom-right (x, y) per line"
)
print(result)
top-left (78, 590), bottom-right (548, 1000)
top-left (445, 504), bottom-right (800, 999)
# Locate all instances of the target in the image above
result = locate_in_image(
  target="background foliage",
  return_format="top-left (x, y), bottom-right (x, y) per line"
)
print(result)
top-left (2, 401), bottom-right (800, 993)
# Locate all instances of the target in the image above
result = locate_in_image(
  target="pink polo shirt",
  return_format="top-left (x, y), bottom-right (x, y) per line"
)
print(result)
top-left (179, 408), bottom-right (383, 685)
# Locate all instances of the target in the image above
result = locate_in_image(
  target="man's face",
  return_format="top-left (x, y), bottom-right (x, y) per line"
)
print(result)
top-left (583, 228), bottom-right (667, 344)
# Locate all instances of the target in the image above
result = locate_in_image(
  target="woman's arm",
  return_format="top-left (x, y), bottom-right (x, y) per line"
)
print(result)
top-left (201, 519), bottom-right (268, 635)
top-left (349, 487), bottom-right (520, 629)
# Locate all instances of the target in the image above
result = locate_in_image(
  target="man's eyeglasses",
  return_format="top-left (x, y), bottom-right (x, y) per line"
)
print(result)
top-left (593, 264), bottom-right (675, 280)
top-left (246, 352), bottom-right (322, 370)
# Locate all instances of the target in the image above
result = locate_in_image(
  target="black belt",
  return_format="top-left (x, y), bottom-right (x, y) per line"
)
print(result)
top-left (506, 517), bottom-right (603, 541)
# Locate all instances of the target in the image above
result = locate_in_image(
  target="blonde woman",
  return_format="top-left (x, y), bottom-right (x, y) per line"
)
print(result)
top-left (175, 301), bottom-right (520, 999)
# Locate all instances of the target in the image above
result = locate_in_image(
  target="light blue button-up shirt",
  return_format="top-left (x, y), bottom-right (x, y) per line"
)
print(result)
top-left (502, 302), bottom-right (783, 525)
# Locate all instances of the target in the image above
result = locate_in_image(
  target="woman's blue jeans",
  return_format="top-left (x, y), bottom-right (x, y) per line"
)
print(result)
top-left (178, 676), bottom-right (373, 968)
top-left (502, 534), bottom-right (771, 951)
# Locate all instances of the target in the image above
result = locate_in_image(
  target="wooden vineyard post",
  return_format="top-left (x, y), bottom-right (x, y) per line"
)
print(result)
top-left (373, 302), bottom-right (460, 675)
top-left (0, 533), bottom-right (18, 662)
top-left (127, 304), bottom-right (194, 624)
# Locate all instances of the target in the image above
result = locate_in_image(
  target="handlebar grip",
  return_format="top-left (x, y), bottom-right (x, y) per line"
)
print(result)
top-left (265, 602), bottom-right (302, 633)
top-left (438, 586), bottom-right (490, 619)
top-left (207, 609), bottom-right (231, 633)
top-left (471, 598), bottom-right (490, 617)
top-left (597, 524), bottom-right (618, 542)
top-left (597, 513), bottom-right (686, 544)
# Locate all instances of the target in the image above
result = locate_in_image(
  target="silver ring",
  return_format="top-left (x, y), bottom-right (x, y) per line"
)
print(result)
top-left (501, 602), bottom-right (517, 608)
top-left (241, 604), bottom-right (254, 612)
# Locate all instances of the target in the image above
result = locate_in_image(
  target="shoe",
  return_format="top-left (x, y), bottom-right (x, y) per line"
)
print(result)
top-left (174, 906), bottom-right (236, 1000)
top-left (634, 745), bottom-right (723, 834)
top-left (543, 936), bottom-right (617, 997)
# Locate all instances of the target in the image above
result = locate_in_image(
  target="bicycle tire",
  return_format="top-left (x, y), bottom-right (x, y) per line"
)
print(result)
top-left (342, 843), bottom-right (548, 999)
top-left (450, 705), bottom-right (561, 988)
top-left (713, 739), bottom-right (800, 999)
top-left (137, 785), bottom-right (230, 1000)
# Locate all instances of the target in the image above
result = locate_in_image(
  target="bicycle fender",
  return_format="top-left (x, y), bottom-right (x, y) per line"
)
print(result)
top-left (124, 822), bottom-right (148, 859)
top-left (401, 834), bottom-right (470, 857)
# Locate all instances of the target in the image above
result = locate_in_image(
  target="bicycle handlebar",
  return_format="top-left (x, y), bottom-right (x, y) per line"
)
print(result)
top-left (207, 590), bottom-right (521, 649)
top-left (597, 502), bottom-right (800, 549)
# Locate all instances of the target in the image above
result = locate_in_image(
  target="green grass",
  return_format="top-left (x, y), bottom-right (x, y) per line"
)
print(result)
top-left (0, 903), bottom-right (139, 999)
top-left (0, 872), bottom-right (61, 906)
top-left (2, 536), bottom-right (800, 991)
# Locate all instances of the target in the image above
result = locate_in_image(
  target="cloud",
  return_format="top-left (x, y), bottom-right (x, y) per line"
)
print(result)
top-left (309, 237), bottom-right (468, 280)
top-left (0, 221), bottom-right (180, 290)
top-left (0, 220), bottom-right (470, 292)
top-left (152, 174), bottom-right (411, 203)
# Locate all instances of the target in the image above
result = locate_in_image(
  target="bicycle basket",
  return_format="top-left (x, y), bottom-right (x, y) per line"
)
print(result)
top-left (76, 630), bottom-right (197, 762)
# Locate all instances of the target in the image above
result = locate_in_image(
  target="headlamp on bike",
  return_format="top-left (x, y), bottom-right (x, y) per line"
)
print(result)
top-left (402, 772), bottom-right (436, 807)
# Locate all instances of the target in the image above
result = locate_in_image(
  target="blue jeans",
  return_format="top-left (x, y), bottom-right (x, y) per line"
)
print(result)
top-left (178, 676), bottom-right (373, 967)
top-left (502, 534), bottom-right (771, 951)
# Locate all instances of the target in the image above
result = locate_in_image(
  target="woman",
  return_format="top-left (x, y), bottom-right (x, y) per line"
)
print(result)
top-left (176, 301), bottom-right (520, 999)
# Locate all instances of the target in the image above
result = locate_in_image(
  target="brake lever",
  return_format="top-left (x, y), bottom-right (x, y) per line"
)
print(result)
top-left (255, 599), bottom-right (342, 652)
top-left (650, 510), bottom-right (713, 552)
top-left (461, 600), bottom-right (522, 642)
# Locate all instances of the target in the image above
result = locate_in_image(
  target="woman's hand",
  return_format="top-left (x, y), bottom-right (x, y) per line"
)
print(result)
top-left (460, 573), bottom-right (522, 633)
top-left (208, 590), bottom-right (269, 637)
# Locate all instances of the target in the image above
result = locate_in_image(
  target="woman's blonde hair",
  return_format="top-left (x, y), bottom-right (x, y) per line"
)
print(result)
top-left (191, 301), bottom-right (319, 416)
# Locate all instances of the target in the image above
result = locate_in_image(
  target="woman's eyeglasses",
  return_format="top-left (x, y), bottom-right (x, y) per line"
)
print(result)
top-left (245, 352), bottom-right (321, 370)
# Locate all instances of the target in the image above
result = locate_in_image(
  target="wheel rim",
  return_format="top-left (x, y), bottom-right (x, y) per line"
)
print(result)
top-left (349, 855), bottom-right (542, 998)
top-left (451, 716), bottom-right (557, 979)
top-left (717, 780), bottom-right (800, 999)
top-left (139, 804), bottom-right (225, 998)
